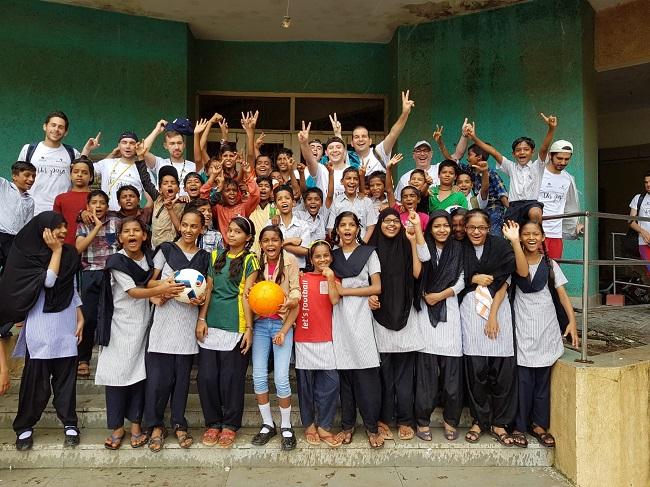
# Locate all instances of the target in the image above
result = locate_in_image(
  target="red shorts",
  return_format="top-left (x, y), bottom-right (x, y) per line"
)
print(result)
top-left (639, 245), bottom-right (650, 276)
top-left (545, 238), bottom-right (563, 260)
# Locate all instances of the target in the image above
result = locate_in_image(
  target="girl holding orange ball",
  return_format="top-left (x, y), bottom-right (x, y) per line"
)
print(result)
top-left (195, 216), bottom-right (259, 448)
top-left (250, 225), bottom-right (301, 451)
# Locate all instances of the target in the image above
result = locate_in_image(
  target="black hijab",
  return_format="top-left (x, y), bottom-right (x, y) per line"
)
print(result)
top-left (419, 211), bottom-right (463, 325)
top-left (96, 250), bottom-right (155, 346)
top-left (367, 208), bottom-right (413, 331)
top-left (459, 233), bottom-right (515, 303)
top-left (0, 211), bottom-right (80, 324)
top-left (331, 245), bottom-right (376, 279)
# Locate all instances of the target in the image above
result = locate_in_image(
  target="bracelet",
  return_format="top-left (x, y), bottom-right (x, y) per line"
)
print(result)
top-left (198, 317), bottom-right (206, 321)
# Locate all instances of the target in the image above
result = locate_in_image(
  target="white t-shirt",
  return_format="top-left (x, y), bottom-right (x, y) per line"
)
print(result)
top-left (630, 193), bottom-right (650, 245)
top-left (395, 164), bottom-right (440, 200)
top-left (355, 140), bottom-right (390, 175)
top-left (18, 142), bottom-right (80, 215)
top-left (310, 164), bottom-right (347, 199)
top-left (539, 168), bottom-right (573, 238)
top-left (499, 156), bottom-right (546, 201)
top-left (94, 158), bottom-right (144, 211)
top-left (150, 157), bottom-right (196, 194)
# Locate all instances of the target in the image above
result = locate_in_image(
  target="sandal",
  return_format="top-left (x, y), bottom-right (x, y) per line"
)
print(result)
top-left (443, 423), bottom-right (459, 441)
top-left (530, 427), bottom-right (555, 448)
top-left (317, 428), bottom-right (342, 448)
top-left (130, 432), bottom-right (148, 449)
top-left (416, 427), bottom-right (432, 442)
top-left (490, 426), bottom-right (514, 447)
top-left (304, 425), bottom-right (321, 446)
top-left (398, 425), bottom-right (415, 440)
top-left (77, 362), bottom-right (90, 379)
top-left (218, 428), bottom-right (236, 448)
top-left (377, 421), bottom-right (394, 440)
top-left (511, 431), bottom-right (529, 448)
top-left (465, 427), bottom-right (483, 444)
top-left (202, 427), bottom-right (221, 446)
top-left (176, 430), bottom-right (193, 449)
top-left (148, 428), bottom-right (167, 453)
top-left (340, 428), bottom-right (355, 445)
top-left (104, 432), bottom-right (124, 450)
top-left (367, 431), bottom-right (385, 449)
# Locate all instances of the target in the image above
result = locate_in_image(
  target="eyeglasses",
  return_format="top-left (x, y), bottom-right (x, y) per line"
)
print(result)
top-left (382, 218), bottom-right (401, 225)
top-left (413, 148), bottom-right (431, 154)
top-left (465, 225), bottom-right (489, 233)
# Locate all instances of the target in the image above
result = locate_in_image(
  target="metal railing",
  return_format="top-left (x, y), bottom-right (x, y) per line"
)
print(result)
top-left (610, 232), bottom-right (650, 295)
top-left (541, 210), bottom-right (650, 363)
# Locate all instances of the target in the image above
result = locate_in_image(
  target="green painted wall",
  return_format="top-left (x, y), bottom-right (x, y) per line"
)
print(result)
top-left (1, 0), bottom-right (189, 164)
top-left (390, 0), bottom-right (598, 296)
top-left (192, 40), bottom-right (390, 97)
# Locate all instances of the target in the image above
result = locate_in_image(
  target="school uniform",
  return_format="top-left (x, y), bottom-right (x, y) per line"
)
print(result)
top-left (197, 250), bottom-right (259, 432)
top-left (95, 249), bottom-right (154, 430)
top-left (414, 212), bottom-right (465, 429)
top-left (0, 213), bottom-right (82, 439)
top-left (459, 235), bottom-right (517, 431)
top-left (143, 242), bottom-right (209, 432)
top-left (512, 258), bottom-right (568, 432)
top-left (499, 156), bottom-right (545, 225)
top-left (331, 245), bottom-right (381, 434)
top-left (327, 194), bottom-right (378, 240)
top-left (295, 272), bottom-right (339, 430)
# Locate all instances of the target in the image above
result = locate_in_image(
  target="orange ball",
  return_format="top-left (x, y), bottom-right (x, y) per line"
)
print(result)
top-left (248, 281), bottom-right (285, 316)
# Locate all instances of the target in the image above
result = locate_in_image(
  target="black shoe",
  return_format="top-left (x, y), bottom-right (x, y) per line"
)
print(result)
top-left (251, 424), bottom-right (276, 446)
top-left (15, 432), bottom-right (33, 451)
top-left (63, 426), bottom-right (80, 448)
top-left (280, 427), bottom-right (297, 451)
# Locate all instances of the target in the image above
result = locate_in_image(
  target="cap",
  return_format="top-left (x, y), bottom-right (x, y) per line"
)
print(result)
top-left (413, 140), bottom-right (432, 150)
top-left (549, 140), bottom-right (573, 154)
top-left (119, 131), bottom-right (138, 142)
top-left (165, 118), bottom-right (194, 136)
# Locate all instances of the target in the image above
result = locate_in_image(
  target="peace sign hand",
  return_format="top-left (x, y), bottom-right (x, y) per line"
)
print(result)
top-left (298, 120), bottom-right (311, 144)
top-left (329, 113), bottom-right (342, 137)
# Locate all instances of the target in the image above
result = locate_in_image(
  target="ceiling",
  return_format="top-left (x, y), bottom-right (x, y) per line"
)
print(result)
top-left (597, 62), bottom-right (650, 114)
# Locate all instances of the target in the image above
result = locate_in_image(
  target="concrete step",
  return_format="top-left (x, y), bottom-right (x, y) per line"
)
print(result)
top-left (0, 393), bottom-right (476, 429)
top-left (0, 427), bottom-right (553, 469)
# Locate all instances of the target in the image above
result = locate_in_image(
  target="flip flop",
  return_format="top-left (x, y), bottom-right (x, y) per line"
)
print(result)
top-left (317, 430), bottom-right (342, 448)
top-left (416, 428), bottom-right (432, 442)
top-left (130, 432), bottom-right (148, 449)
top-left (104, 433), bottom-right (124, 450)
top-left (444, 428), bottom-right (459, 441)
top-left (398, 425), bottom-right (415, 440)
top-left (377, 421), bottom-right (394, 440)
top-left (304, 426), bottom-right (321, 446)
top-left (367, 431), bottom-right (385, 449)
top-left (341, 428), bottom-right (354, 445)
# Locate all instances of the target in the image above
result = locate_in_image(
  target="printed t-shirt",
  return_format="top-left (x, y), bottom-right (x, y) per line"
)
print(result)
top-left (295, 273), bottom-right (333, 342)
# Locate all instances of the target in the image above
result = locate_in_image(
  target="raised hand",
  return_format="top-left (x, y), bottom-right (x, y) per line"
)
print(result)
top-left (401, 90), bottom-right (415, 114)
top-left (135, 140), bottom-right (148, 159)
top-left (298, 120), bottom-right (311, 144)
top-left (387, 153), bottom-right (403, 169)
top-left (408, 209), bottom-right (421, 229)
top-left (210, 112), bottom-right (223, 124)
top-left (194, 118), bottom-right (209, 134)
top-left (358, 157), bottom-right (368, 178)
top-left (328, 113), bottom-right (341, 136)
top-left (461, 118), bottom-right (473, 136)
top-left (218, 119), bottom-right (229, 140)
top-left (85, 131), bottom-right (102, 152)
top-left (432, 125), bottom-right (444, 142)
top-left (502, 220), bottom-right (520, 242)
top-left (540, 113), bottom-right (558, 128)
top-left (255, 132), bottom-right (266, 150)
top-left (465, 122), bottom-right (476, 139)
top-left (326, 161), bottom-right (334, 175)
top-left (155, 119), bottom-right (168, 133)
top-left (471, 159), bottom-right (488, 174)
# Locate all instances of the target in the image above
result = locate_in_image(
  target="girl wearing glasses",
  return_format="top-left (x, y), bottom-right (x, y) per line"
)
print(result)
top-left (458, 209), bottom-right (517, 446)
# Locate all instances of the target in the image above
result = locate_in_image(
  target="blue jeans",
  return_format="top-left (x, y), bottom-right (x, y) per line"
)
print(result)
top-left (252, 318), bottom-right (293, 398)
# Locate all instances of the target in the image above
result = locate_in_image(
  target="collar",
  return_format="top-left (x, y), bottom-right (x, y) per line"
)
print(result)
top-left (9, 182), bottom-right (30, 197)
top-left (279, 215), bottom-right (300, 229)
top-left (336, 192), bottom-right (361, 203)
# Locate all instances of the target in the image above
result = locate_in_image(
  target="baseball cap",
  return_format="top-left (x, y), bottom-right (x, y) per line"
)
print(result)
top-left (549, 140), bottom-right (573, 154)
top-left (119, 130), bottom-right (138, 142)
top-left (413, 140), bottom-right (432, 150)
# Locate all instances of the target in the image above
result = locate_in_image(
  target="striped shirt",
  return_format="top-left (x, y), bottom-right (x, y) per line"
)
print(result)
top-left (147, 249), bottom-right (201, 355)
top-left (0, 178), bottom-right (34, 235)
top-left (13, 271), bottom-right (82, 359)
top-left (499, 156), bottom-right (546, 202)
top-left (513, 259), bottom-right (567, 367)
top-left (326, 194), bottom-right (379, 240)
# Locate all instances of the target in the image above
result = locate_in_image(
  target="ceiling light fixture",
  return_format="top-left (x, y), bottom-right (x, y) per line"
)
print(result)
top-left (281, 0), bottom-right (291, 28)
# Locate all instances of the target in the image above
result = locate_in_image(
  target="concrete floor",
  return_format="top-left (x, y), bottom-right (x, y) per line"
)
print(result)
top-left (0, 467), bottom-right (573, 486)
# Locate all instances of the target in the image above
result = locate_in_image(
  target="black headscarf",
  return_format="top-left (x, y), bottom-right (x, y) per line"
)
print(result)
top-left (367, 208), bottom-right (413, 331)
top-left (418, 211), bottom-right (463, 325)
top-left (330, 245), bottom-right (376, 279)
top-left (458, 233), bottom-right (515, 303)
top-left (157, 241), bottom-right (210, 274)
top-left (96, 251), bottom-right (155, 346)
top-left (0, 211), bottom-right (80, 323)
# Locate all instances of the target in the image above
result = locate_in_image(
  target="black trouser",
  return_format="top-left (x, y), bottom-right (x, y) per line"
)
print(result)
top-left (414, 353), bottom-right (463, 428)
top-left (339, 368), bottom-right (381, 434)
top-left (296, 369), bottom-right (340, 430)
top-left (79, 269), bottom-right (103, 364)
top-left (106, 380), bottom-right (146, 430)
top-left (0, 233), bottom-right (15, 335)
top-left (13, 353), bottom-right (78, 435)
top-left (464, 355), bottom-right (517, 431)
top-left (197, 342), bottom-right (249, 431)
top-left (379, 352), bottom-right (415, 426)
top-left (514, 365), bottom-right (551, 432)
top-left (143, 352), bottom-right (194, 431)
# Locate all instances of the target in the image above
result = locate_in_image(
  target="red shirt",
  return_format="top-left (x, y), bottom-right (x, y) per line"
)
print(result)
top-left (295, 273), bottom-right (333, 342)
top-left (53, 191), bottom-right (89, 245)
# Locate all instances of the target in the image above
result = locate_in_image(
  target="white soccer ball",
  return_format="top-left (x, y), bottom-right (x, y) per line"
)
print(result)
top-left (173, 268), bottom-right (207, 304)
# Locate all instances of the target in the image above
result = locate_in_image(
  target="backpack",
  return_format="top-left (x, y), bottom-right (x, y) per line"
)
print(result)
top-left (25, 142), bottom-right (76, 164)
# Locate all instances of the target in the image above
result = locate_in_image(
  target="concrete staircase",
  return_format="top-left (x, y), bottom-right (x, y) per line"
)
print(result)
top-left (0, 354), bottom-right (553, 469)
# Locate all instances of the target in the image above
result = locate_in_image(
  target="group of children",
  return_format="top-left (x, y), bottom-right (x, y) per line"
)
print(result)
top-left (0, 103), bottom-right (583, 453)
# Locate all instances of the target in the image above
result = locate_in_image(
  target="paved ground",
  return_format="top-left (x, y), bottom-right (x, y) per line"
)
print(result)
top-left (0, 467), bottom-right (573, 486)
top-left (575, 304), bottom-right (650, 354)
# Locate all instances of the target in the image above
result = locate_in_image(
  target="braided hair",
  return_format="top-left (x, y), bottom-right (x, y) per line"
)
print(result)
top-left (520, 220), bottom-right (556, 287)
top-left (257, 225), bottom-right (285, 284)
top-left (213, 216), bottom-right (256, 281)
top-left (330, 211), bottom-right (364, 246)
